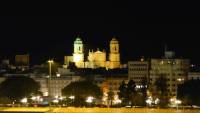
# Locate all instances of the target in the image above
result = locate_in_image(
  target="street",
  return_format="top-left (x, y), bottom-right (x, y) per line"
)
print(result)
top-left (1, 107), bottom-right (200, 113)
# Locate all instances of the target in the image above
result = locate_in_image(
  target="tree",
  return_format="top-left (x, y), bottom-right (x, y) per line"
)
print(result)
top-left (118, 80), bottom-right (127, 106)
top-left (0, 97), bottom-right (12, 104)
top-left (177, 79), bottom-right (200, 106)
top-left (62, 80), bottom-right (103, 107)
top-left (154, 75), bottom-right (168, 107)
top-left (107, 88), bottom-right (114, 107)
top-left (0, 76), bottom-right (40, 102)
top-left (138, 78), bottom-right (148, 106)
top-left (127, 80), bottom-right (136, 107)
top-left (132, 92), bottom-right (144, 106)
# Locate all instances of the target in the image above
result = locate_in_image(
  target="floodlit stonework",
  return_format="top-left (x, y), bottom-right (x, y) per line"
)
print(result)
top-left (65, 37), bottom-right (121, 69)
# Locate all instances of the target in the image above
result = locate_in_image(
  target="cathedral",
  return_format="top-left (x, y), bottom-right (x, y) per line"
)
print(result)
top-left (64, 37), bottom-right (121, 69)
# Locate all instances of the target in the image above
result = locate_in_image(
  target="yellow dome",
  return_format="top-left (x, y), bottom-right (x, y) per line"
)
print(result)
top-left (75, 37), bottom-right (82, 41)
top-left (110, 37), bottom-right (118, 44)
top-left (74, 37), bottom-right (83, 44)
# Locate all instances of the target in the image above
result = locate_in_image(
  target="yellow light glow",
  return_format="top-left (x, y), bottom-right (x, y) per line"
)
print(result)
top-left (53, 99), bottom-right (59, 103)
top-left (21, 98), bottom-right (27, 103)
top-left (86, 96), bottom-right (94, 103)
top-left (44, 91), bottom-right (48, 96)
top-left (69, 95), bottom-right (75, 99)
top-left (48, 60), bottom-right (54, 63)
top-left (175, 100), bottom-right (182, 104)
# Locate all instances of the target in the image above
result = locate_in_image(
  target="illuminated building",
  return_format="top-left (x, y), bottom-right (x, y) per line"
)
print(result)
top-left (188, 72), bottom-right (200, 80)
top-left (108, 38), bottom-right (120, 69)
top-left (15, 54), bottom-right (30, 71)
top-left (94, 76), bottom-right (128, 105)
top-left (64, 37), bottom-right (121, 69)
top-left (32, 76), bottom-right (81, 97)
top-left (72, 38), bottom-right (85, 68)
top-left (128, 59), bottom-right (149, 86)
top-left (150, 51), bottom-right (190, 97)
top-left (0, 74), bottom-right (80, 97)
top-left (15, 54), bottom-right (29, 66)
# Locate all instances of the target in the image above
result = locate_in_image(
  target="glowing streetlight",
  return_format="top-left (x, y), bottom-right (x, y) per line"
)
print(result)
top-left (115, 99), bottom-right (122, 104)
top-left (31, 96), bottom-right (36, 101)
top-left (86, 96), bottom-right (94, 103)
top-left (146, 99), bottom-right (152, 106)
top-left (175, 99), bottom-right (182, 110)
top-left (69, 95), bottom-right (75, 106)
top-left (86, 96), bottom-right (94, 107)
top-left (146, 96), bottom-right (153, 106)
top-left (69, 95), bottom-right (75, 99)
top-left (53, 99), bottom-right (59, 103)
top-left (155, 98), bottom-right (160, 105)
top-left (21, 97), bottom-right (28, 106)
top-left (175, 100), bottom-right (182, 104)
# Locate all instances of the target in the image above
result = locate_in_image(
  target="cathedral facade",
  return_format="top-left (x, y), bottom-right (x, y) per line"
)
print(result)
top-left (65, 37), bottom-right (121, 69)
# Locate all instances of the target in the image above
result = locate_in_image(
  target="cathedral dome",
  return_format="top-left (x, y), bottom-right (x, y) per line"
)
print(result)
top-left (110, 38), bottom-right (118, 44)
top-left (76, 37), bottom-right (82, 41)
top-left (74, 37), bottom-right (83, 44)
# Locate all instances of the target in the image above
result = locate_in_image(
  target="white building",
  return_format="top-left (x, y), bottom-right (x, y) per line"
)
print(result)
top-left (0, 75), bottom-right (81, 98)
top-left (150, 51), bottom-right (190, 97)
top-left (188, 72), bottom-right (200, 80)
top-left (32, 76), bottom-right (81, 97)
top-left (128, 59), bottom-right (149, 85)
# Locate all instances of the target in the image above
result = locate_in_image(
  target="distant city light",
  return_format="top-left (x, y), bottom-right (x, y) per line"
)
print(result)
top-left (21, 98), bottom-right (27, 103)
top-left (86, 96), bottom-right (94, 103)
top-left (44, 91), bottom-right (48, 96)
top-left (175, 100), bottom-right (182, 104)
top-left (53, 99), bottom-right (59, 103)
top-left (155, 98), bottom-right (160, 105)
top-left (69, 95), bottom-right (75, 99)
top-left (146, 97), bottom-right (153, 106)
top-left (56, 73), bottom-right (61, 77)
top-left (55, 95), bottom-right (58, 99)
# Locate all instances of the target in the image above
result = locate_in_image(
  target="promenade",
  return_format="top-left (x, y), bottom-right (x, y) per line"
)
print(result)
top-left (1, 107), bottom-right (200, 113)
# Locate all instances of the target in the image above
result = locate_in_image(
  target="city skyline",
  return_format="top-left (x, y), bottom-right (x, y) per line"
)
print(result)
top-left (0, 16), bottom-right (199, 65)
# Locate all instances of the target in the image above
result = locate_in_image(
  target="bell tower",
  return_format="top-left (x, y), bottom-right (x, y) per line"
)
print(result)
top-left (73, 37), bottom-right (84, 68)
top-left (109, 38), bottom-right (120, 69)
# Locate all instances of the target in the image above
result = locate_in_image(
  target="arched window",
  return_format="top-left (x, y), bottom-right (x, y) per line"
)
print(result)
top-left (79, 46), bottom-right (81, 51)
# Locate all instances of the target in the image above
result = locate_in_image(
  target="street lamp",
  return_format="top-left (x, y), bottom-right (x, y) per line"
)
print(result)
top-left (69, 95), bottom-right (75, 99)
top-left (48, 59), bottom-right (53, 106)
top-left (21, 98), bottom-right (27, 103)
top-left (86, 96), bottom-right (94, 107)
top-left (21, 97), bottom-right (28, 106)
top-left (48, 60), bottom-right (53, 97)
top-left (176, 78), bottom-right (184, 101)
top-left (69, 95), bottom-right (75, 106)
top-left (175, 99), bottom-right (182, 110)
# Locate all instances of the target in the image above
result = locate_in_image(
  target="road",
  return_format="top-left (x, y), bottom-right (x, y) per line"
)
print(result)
top-left (1, 107), bottom-right (200, 113)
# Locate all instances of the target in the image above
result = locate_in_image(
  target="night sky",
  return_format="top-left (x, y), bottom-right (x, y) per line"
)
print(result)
top-left (0, 16), bottom-right (199, 65)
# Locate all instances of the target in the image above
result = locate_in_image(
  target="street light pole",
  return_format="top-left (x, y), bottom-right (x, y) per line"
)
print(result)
top-left (48, 60), bottom-right (53, 106)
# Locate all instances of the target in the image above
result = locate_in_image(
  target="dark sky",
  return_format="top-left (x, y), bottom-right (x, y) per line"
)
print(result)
top-left (0, 16), bottom-right (199, 65)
